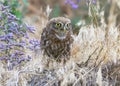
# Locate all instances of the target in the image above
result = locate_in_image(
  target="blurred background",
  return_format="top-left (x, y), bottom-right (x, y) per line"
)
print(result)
top-left (0, 0), bottom-right (120, 40)
top-left (15, 0), bottom-right (120, 35)
top-left (18, 0), bottom-right (120, 25)
top-left (1, 0), bottom-right (120, 27)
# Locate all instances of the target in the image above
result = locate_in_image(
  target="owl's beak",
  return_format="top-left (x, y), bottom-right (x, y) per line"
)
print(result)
top-left (55, 28), bottom-right (67, 40)
top-left (64, 27), bottom-right (67, 32)
top-left (60, 27), bottom-right (67, 35)
top-left (60, 27), bottom-right (67, 32)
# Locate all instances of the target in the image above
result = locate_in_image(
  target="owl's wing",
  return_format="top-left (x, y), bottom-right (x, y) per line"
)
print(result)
top-left (40, 28), bottom-right (51, 49)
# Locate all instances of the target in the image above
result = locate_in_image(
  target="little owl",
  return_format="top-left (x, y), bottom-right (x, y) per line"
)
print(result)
top-left (40, 17), bottom-right (73, 61)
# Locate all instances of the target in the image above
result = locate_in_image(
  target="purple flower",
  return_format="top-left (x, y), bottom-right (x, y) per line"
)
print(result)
top-left (86, 0), bottom-right (96, 4)
top-left (13, 42), bottom-right (26, 48)
top-left (15, 50), bottom-right (24, 55)
top-left (27, 55), bottom-right (31, 59)
top-left (24, 32), bottom-right (29, 39)
top-left (65, 0), bottom-right (79, 9)
top-left (0, 44), bottom-right (13, 51)
top-left (0, 33), bottom-right (13, 41)
top-left (2, 10), bottom-right (8, 15)
top-left (8, 27), bottom-right (19, 34)
top-left (19, 31), bottom-right (26, 37)
top-left (29, 39), bottom-right (40, 50)
top-left (92, 0), bottom-right (96, 4)
top-left (0, 56), bottom-right (8, 60)
top-left (0, 16), bottom-right (2, 20)
top-left (11, 22), bottom-right (18, 27)
top-left (71, 3), bottom-right (79, 9)
top-left (7, 33), bottom-right (14, 38)
top-left (0, 26), bottom-right (3, 29)
top-left (8, 13), bottom-right (17, 20)
top-left (65, 0), bottom-right (96, 9)
top-left (29, 39), bottom-right (40, 46)
top-left (17, 55), bottom-right (31, 64)
top-left (1, 5), bottom-right (9, 11)
top-left (0, 5), bottom-right (36, 70)
top-left (26, 24), bottom-right (35, 33)
top-left (0, 44), bottom-right (4, 49)
top-left (18, 58), bottom-right (25, 63)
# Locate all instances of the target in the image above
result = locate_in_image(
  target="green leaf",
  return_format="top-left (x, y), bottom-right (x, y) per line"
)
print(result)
top-left (71, 16), bottom-right (82, 25)
top-left (11, 0), bottom-right (19, 7)
top-left (22, 0), bottom-right (29, 6)
top-left (3, 0), bottom-right (8, 5)
top-left (11, 9), bottom-right (22, 19)
top-left (50, 4), bottom-right (60, 18)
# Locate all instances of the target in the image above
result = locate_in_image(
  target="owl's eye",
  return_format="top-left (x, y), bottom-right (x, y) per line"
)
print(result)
top-left (55, 23), bottom-right (62, 28)
top-left (65, 23), bottom-right (71, 29)
top-left (66, 23), bottom-right (69, 27)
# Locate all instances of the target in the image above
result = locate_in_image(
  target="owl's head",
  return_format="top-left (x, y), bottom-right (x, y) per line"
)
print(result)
top-left (47, 17), bottom-right (72, 40)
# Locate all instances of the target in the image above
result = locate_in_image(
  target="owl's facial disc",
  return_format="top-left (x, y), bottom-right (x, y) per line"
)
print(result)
top-left (52, 22), bottom-right (71, 40)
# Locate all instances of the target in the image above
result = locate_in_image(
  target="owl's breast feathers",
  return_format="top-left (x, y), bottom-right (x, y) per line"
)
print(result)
top-left (40, 27), bottom-right (73, 59)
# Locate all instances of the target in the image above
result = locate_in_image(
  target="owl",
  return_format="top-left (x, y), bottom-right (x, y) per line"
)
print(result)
top-left (40, 17), bottom-right (73, 61)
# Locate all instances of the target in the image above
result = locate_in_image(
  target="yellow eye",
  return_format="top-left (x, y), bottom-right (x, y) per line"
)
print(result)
top-left (55, 23), bottom-right (62, 28)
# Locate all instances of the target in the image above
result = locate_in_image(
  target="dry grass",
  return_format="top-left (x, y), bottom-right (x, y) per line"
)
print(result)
top-left (0, 0), bottom-right (120, 86)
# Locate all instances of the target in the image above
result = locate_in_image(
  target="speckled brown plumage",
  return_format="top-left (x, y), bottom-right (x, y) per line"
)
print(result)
top-left (40, 17), bottom-right (73, 61)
